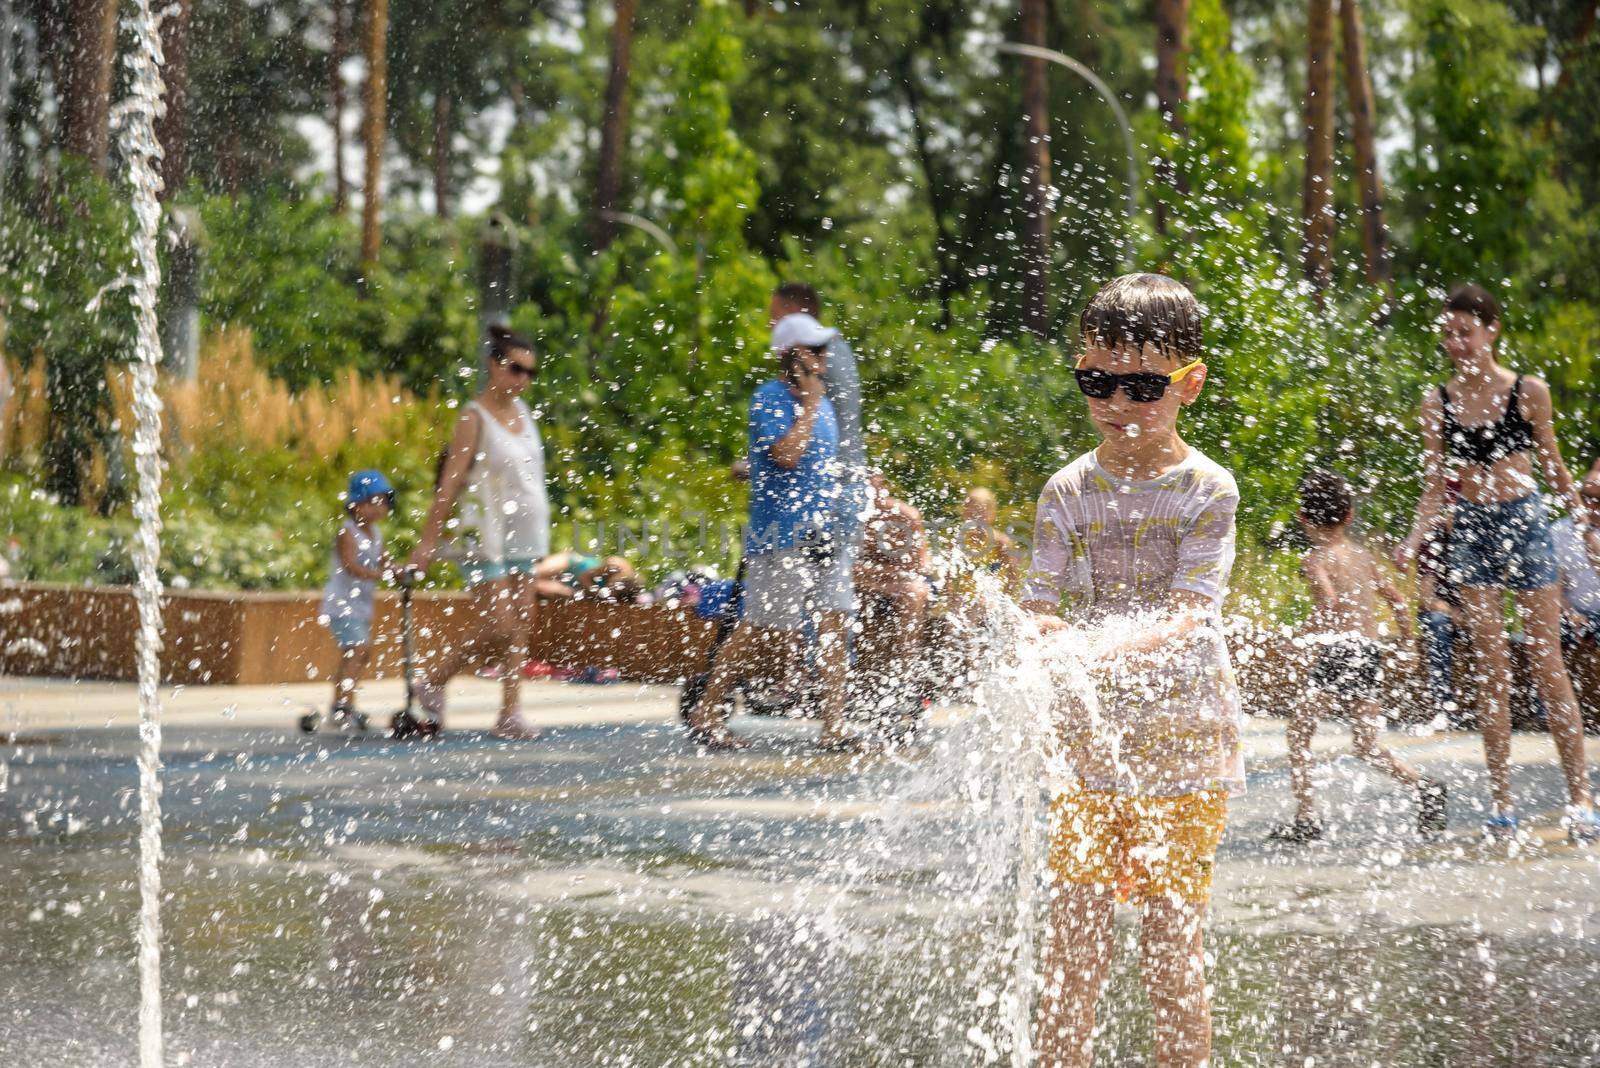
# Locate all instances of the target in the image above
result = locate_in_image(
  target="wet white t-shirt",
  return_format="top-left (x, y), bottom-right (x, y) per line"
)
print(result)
top-left (1552, 517), bottom-right (1600, 614)
top-left (1024, 448), bottom-right (1244, 798)
top-left (459, 399), bottom-right (550, 563)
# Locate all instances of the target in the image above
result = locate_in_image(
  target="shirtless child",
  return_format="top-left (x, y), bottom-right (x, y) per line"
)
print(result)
top-left (1270, 468), bottom-right (1448, 843)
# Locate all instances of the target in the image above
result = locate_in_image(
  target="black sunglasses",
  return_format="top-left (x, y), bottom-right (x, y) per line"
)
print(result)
top-left (496, 355), bottom-right (537, 377)
top-left (1073, 358), bottom-right (1202, 404)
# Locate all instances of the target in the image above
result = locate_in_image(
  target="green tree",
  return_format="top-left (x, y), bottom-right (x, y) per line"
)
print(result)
top-left (0, 167), bottom-right (134, 506)
top-left (1396, 0), bottom-right (1540, 287)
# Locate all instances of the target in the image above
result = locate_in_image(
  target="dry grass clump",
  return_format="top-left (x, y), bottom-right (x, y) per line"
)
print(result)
top-left (157, 328), bottom-right (421, 458)
top-left (1, 352), bottom-right (48, 461)
top-left (3, 328), bottom-right (426, 475)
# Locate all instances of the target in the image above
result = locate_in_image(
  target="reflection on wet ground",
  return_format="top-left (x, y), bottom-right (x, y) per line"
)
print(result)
top-left (4, 696), bottom-right (1600, 1066)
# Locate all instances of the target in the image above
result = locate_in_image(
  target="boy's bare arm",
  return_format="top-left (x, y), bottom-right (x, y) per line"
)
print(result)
top-left (1022, 600), bottom-right (1072, 633)
top-left (1301, 554), bottom-right (1336, 612)
top-left (1372, 556), bottom-right (1414, 641)
top-left (336, 527), bottom-right (386, 582)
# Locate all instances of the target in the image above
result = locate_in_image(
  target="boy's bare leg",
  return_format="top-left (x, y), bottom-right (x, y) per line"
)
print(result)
top-left (333, 646), bottom-right (370, 711)
top-left (886, 589), bottom-right (929, 701)
top-left (1037, 884), bottom-right (1116, 1068)
top-left (815, 609), bottom-right (852, 745)
top-left (1460, 586), bottom-right (1517, 812)
top-left (1349, 699), bottom-right (1424, 788)
top-left (1139, 897), bottom-right (1211, 1068)
top-left (1286, 697), bottom-right (1319, 823)
top-left (1515, 586), bottom-right (1594, 809)
top-left (690, 622), bottom-right (793, 735)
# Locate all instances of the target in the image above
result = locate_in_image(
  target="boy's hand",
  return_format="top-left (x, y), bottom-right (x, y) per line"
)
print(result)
top-left (1091, 644), bottom-right (1162, 676)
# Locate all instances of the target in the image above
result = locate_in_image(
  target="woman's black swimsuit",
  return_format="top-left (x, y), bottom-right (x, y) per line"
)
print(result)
top-left (1439, 375), bottom-right (1535, 466)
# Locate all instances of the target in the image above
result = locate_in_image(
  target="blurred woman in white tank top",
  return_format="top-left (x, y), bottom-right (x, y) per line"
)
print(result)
top-left (410, 325), bottom-right (551, 739)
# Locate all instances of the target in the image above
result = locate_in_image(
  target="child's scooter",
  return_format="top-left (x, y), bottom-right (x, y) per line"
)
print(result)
top-left (678, 558), bottom-right (826, 723)
top-left (387, 568), bottom-right (441, 739)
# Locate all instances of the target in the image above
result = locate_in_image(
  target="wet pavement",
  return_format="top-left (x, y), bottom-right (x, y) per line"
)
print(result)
top-left (3, 675), bottom-right (1600, 1066)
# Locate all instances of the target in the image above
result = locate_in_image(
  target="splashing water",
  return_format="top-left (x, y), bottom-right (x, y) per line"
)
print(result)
top-left (114, 3), bottom-right (169, 1065)
top-left (759, 564), bottom-right (1114, 1065)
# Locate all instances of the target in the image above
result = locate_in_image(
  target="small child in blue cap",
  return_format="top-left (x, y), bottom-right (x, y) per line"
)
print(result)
top-left (318, 470), bottom-right (396, 726)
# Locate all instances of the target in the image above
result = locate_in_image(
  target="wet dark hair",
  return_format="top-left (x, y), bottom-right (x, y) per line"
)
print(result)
top-left (1443, 283), bottom-right (1500, 328)
top-left (1079, 273), bottom-right (1202, 362)
top-left (773, 282), bottom-right (821, 317)
top-left (1299, 467), bottom-right (1353, 528)
top-left (487, 323), bottom-right (537, 362)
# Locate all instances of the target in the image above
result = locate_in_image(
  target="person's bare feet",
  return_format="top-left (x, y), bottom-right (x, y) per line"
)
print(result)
top-left (491, 710), bottom-right (542, 740)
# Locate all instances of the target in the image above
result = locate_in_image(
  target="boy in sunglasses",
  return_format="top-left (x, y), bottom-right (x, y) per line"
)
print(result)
top-left (1024, 274), bottom-right (1241, 1068)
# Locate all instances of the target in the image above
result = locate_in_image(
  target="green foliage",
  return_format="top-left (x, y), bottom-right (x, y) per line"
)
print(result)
top-left (1396, 0), bottom-right (1541, 287)
top-left (1146, 0), bottom-right (1337, 537)
top-left (4, 0), bottom-right (1600, 609)
top-left (199, 193), bottom-right (479, 393)
top-left (0, 166), bottom-right (137, 506)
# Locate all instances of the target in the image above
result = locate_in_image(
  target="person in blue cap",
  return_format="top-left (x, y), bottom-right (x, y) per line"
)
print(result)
top-left (317, 469), bottom-right (396, 727)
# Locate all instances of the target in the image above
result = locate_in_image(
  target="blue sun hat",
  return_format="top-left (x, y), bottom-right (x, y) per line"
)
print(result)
top-left (346, 469), bottom-right (396, 510)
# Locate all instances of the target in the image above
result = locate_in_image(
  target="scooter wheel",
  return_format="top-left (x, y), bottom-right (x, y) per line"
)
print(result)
top-left (390, 712), bottom-right (416, 740)
top-left (298, 712), bottom-right (319, 734)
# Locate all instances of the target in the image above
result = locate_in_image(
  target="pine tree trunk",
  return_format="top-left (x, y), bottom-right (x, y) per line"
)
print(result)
top-left (1303, 0), bottom-right (1337, 292)
top-left (433, 90), bottom-right (452, 219)
top-left (1019, 0), bottom-right (1051, 337)
top-left (331, 0), bottom-right (349, 214)
top-left (361, 0), bottom-right (389, 269)
top-left (1338, 0), bottom-right (1391, 286)
top-left (155, 0), bottom-right (194, 198)
top-left (1153, 0), bottom-right (1190, 235)
top-left (55, 0), bottom-right (120, 175)
top-left (1557, 1), bottom-right (1597, 90)
top-left (590, 0), bottom-right (638, 252)
top-left (899, 55), bottom-right (956, 331)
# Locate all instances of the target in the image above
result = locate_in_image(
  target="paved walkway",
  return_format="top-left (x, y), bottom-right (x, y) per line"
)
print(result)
top-left (3, 674), bottom-right (1599, 1066)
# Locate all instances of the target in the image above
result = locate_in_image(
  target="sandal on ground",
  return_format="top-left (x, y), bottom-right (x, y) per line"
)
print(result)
top-left (1562, 806), bottom-right (1600, 846)
top-left (1482, 813), bottom-right (1521, 841)
top-left (491, 712), bottom-right (543, 741)
top-left (1267, 816), bottom-right (1324, 844)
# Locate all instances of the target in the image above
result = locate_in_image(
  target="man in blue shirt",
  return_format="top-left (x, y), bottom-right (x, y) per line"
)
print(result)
top-left (686, 314), bottom-right (864, 752)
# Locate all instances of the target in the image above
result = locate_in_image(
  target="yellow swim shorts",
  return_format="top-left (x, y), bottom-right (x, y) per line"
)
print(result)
top-left (1048, 789), bottom-right (1228, 905)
